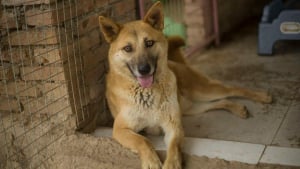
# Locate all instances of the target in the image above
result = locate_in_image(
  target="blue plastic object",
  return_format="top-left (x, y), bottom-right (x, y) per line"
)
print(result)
top-left (258, 0), bottom-right (300, 55)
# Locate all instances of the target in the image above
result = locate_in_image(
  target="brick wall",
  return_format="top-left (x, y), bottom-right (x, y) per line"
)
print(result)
top-left (184, 0), bottom-right (214, 47)
top-left (0, 0), bottom-right (137, 132)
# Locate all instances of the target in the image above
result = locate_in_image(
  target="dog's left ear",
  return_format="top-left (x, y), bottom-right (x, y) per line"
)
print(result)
top-left (99, 16), bottom-right (121, 43)
top-left (143, 1), bottom-right (164, 31)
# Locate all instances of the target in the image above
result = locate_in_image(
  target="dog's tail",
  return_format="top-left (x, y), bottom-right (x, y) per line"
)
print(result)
top-left (167, 36), bottom-right (186, 64)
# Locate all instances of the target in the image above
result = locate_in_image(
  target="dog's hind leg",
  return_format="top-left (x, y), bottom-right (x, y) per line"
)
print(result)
top-left (187, 80), bottom-right (272, 104)
top-left (182, 99), bottom-right (249, 118)
top-left (170, 62), bottom-right (272, 103)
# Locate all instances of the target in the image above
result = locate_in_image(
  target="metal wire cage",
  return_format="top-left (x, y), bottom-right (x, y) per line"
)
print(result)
top-left (0, 0), bottom-right (137, 168)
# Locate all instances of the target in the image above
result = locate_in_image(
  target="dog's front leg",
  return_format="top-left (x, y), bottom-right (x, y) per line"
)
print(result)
top-left (162, 116), bottom-right (184, 169)
top-left (113, 114), bottom-right (162, 169)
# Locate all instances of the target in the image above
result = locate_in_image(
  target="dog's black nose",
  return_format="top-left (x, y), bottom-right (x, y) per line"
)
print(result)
top-left (138, 63), bottom-right (151, 75)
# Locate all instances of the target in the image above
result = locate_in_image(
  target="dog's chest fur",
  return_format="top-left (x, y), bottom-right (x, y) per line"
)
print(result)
top-left (132, 86), bottom-right (155, 108)
top-left (126, 84), bottom-right (176, 130)
top-left (129, 79), bottom-right (175, 110)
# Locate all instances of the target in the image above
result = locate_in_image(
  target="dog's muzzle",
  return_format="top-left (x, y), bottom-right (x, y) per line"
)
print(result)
top-left (127, 60), bottom-right (156, 88)
top-left (136, 62), bottom-right (154, 88)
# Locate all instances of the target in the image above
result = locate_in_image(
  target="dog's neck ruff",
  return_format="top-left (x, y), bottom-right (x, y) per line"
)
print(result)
top-left (131, 86), bottom-right (154, 108)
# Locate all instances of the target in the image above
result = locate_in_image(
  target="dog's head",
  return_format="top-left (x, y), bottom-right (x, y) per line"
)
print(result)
top-left (98, 2), bottom-right (167, 88)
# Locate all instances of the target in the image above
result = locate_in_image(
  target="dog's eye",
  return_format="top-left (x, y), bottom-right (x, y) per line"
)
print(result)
top-left (123, 45), bottom-right (132, 52)
top-left (145, 40), bottom-right (155, 48)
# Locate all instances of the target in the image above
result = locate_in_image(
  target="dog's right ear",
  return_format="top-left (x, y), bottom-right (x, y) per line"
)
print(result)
top-left (143, 1), bottom-right (164, 31)
top-left (99, 16), bottom-right (121, 43)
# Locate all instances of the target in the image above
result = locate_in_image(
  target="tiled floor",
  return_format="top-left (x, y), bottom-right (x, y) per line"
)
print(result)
top-left (183, 25), bottom-right (300, 149)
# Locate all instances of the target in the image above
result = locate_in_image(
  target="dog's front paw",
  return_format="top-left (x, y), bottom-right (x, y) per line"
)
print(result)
top-left (163, 158), bottom-right (182, 169)
top-left (141, 149), bottom-right (162, 169)
top-left (163, 152), bottom-right (182, 169)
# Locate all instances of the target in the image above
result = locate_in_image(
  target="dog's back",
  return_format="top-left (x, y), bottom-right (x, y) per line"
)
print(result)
top-left (167, 36), bottom-right (186, 64)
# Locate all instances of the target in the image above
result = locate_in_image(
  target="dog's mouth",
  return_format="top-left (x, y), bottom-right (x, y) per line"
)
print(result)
top-left (136, 75), bottom-right (154, 88)
top-left (127, 61), bottom-right (157, 88)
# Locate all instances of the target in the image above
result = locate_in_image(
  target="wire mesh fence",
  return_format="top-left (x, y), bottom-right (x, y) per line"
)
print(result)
top-left (0, 0), bottom-right (137, 168)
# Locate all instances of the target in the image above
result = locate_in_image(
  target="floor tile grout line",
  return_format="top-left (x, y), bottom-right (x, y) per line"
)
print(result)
top-left (258, 72), bottom-right (273, 163)
top-left (257, 145), bottom-right (267, 164)
top-left (269, 86), bottom-right (300, 147)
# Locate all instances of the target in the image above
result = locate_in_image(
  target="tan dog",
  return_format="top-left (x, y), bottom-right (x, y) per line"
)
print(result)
top-left (99, 2), bottom-right (271, 169)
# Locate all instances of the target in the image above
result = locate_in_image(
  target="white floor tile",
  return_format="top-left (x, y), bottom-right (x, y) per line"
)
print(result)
top-left (182, 100), bottom-right (286, 145)
top-left (92, 128), bottom-right (265, 165)
top-left (93, 127), bottom-right (112, 137)
top-left (183, 137), bottom-right (265, 164)
top-left (260, 146), bottom-right (300, 166)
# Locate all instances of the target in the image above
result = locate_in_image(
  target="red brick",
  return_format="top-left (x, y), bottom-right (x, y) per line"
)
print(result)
top-left (0, 63), bottom-right (20, 80)
top-left (0, 46), bottom-right (72, 66)
top-left (0, 97), bottom-right (21, 112)
top-left (20, 66), bottom-right (65, 81)
top-left (22, 97), bottom-right (70, 115)
top-left (8, 28), bottom-right (67, 46)
top-left (0, 10), bottom-right (19, 29)
top-left (184, 0), bottom-right (212, 47)
top-left (25, 0), bottom-right (94, 26)
top-left (41, 83), bottom-right (68, 100)
top-left (1, 48), bottom-right (32, 64)
top-left (1, 0), bottom-right (55, 6)
top-left (33, 46), bottom-right (69, 65)
top-left (26, 4), bottom-right (71, 26)
top-left (0, 81), bottom-right (42, 97)
top-left (33, 47), bottom-right (61, 65)
top-left (25, 8), bottom-right (55, 26)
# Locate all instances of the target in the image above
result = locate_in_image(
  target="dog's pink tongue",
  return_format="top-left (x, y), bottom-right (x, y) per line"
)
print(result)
top-left (137, 75), bottom-right (153, 88)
